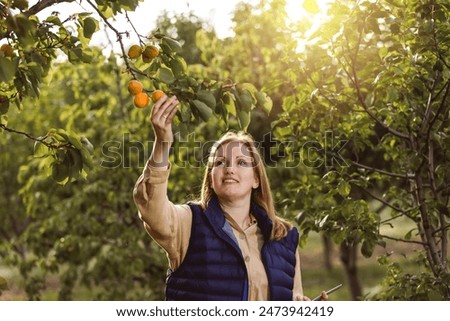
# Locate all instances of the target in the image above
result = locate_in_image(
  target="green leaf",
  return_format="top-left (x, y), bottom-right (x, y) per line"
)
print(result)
top-left (162, 37), bottom-right (182, 53)
top-left (81, 17), bottom-right (99, 39)
top-left (0, 114), bottom-right (7, 127)
top-left (364, 92), bottom-right (374, 107)
top-left (169, 57), bottom-right (187, 77)
top-left (215, 100), bottom-right (228, 123)
top-left (179, 101), bottom-right (191, 122)
top-left (80, 136), bottom-right (94, 154)
top-left (118, 0), bottom-right (141, 11)
top-left (68, 148), bottom-right (83, 178)
top-left (34, 141), bottom-right (49, 158)
top-left (0, 57), bottom-right (16, 82)
top-left (196, 90), bottom-right (216, 109)
top-left (404, 228), bottom-right (416, 240)
top-left (15, 14), bottom-right (37, 47)
top-left (192, 99), bottom-right (213, 122)
top-left (65, 129), bottom-right (83, 150)
top-left (45, 15), bottom-right (62, 26)
top-left (68, 47), bottom-right (83, 63)
top-left (97, 4), bottom-right (114, 18)
top-left (157, 67), bottom-right (175, 84)
top-left (255, 91), bottom-right (273, 114)
top-left (0, 97), bottom-right (9, 115)
top-left (237, 110), bottom-right (250, 130)
top-left (337, 180), bottom-right (351, 197)
top-left (51, 160), bottom-right (70, 184)
top-left (223, 92), bottom-right (236, 116)
top-left (361, 240), bottom-right (375, 258)
top-left (237, 83), bottom-right (258, 94)
top-left (80, 147), bottom-right (94, 170)
top-left (236, 91), bottom-right (255, 112)
top-left (318, 214), bottom-right (329, 228)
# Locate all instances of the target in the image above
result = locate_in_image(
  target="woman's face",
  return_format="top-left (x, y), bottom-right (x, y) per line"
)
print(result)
top-left (210, 141), bottom-right (259, 204)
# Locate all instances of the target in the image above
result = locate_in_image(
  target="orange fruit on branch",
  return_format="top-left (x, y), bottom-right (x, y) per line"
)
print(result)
top-left (127, 80), bottom-right (143, 95)
top-left (0, 44), bottom-right (13, 57)
top-left (127, 44), bottom-right (142, 59)
top-left (134, 92), bottom-right (149, 108)
top-left (151, 90), bottom-right (165, 102)
top-left (142, 45), bottom-right (159, 63)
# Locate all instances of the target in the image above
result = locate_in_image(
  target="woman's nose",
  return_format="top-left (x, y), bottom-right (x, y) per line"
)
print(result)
top-left (225, 161), bottom-right (236, 173)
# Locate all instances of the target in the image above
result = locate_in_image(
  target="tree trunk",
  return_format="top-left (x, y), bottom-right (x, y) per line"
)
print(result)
top-left (322, 235), bottom-right (333, 270)
top-left (340, 241), bottom-right (362, 300)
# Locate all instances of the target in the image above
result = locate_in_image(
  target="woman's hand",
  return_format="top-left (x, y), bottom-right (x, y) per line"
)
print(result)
top-left (150, 94), bottom-right (179, 144)
top-left (148, 94), bottom-right (179, 168)
top-left (295, 291), bottom-right (328, 301)
top-left (319, 291), bottom-right (328, 300)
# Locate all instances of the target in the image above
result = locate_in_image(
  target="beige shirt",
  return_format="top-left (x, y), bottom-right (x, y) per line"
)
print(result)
top-left (133, 161), bottom-right (305, 300)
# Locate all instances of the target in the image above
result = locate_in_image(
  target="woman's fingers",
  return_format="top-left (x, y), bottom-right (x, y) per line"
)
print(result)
top-left (151, 95), bottom-right (178, 126)
top-left (150, 94), bottom-right (179, 143)
top-left (165, 98), bottom-right (179, 122)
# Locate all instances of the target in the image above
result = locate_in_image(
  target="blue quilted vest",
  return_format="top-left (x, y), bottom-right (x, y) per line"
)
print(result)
top-left (165, 195), bottom-right (299, 301)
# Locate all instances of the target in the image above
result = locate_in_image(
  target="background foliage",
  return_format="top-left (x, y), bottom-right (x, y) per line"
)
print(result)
top-left (1, 0), bottom-right (449, 300)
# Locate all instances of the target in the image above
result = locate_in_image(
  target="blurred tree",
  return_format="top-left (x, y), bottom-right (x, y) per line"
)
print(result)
top-left (273, 0), bottom-right (450, 300)
top-left (0, 50), bottom-right (167, 299)
top-left (154, 11), bottom-right (214, 65)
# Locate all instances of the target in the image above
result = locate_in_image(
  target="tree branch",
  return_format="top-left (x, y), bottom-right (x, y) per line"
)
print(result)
top-left (352, 161), bottom-right (415, 179)
top-left (414, 174), bottom-right (442, 271)
top-left (85, 0), bottom-right (130, 70)
top-left (0, 124), bottom-right (69, 149)
top-left (380, 234), bottom-right (427, 246)
top-left (25, 0), bottom-right (69, 17)
top-left (429, 80), bottom-right (450, 135)
top-left (335, 35), bottom-right (410, 141)
top-left (420, 75), bottom-right (441, 134)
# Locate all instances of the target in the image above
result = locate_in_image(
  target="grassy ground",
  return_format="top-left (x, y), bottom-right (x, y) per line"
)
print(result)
top-left (1, 215), bottom-right (425, 301)
top-left (298, 232), bottom-right (417, 301)
top-left (1, 236), bottom-right (418, 301)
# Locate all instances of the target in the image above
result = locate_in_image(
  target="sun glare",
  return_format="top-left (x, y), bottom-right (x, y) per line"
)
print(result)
top-left (286, 0), bottom-right (331, 25)
top-left (286, 0), bottom-right (333, 52)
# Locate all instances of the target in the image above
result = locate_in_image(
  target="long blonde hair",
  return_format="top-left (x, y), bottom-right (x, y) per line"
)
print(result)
top-left (200, 131), bottom-right (292, 240)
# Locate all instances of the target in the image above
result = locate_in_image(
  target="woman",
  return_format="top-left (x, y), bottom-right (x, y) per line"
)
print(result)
top-left (133, 95), bottom-right (326, 301)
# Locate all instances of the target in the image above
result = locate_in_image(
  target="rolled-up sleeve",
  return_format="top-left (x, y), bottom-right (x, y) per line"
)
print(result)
top-left (133, 162), bottom-right (192, 270)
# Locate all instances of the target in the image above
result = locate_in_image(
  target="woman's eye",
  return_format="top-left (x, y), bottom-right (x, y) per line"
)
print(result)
top-left (238, 159), bottom-right (251, 167)
top-left (214, 160), bottom-right (225, 167)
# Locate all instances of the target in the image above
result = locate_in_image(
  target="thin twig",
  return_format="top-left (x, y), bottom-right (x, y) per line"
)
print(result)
top-left (380, 234), bottom-right (427, 246)
top-left (0, 124), bottom-right (69, 149)
top-left (352, 161), bottom-right (415, 179)
top-left (84, 0), bottom-right (129, 66)
top-left (357, 185), bottom-right (416, 221)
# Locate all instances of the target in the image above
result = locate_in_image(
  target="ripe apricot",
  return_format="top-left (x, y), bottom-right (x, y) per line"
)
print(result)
top-left (142, 45), bottom-right (159, 63)
top-left (0, 44), bottom-right (13, 57)
top-left (127, 44), bottom-right (142, 59)
top-left (127, 80), bottom-right (143, 95)
top-left (134, 92), bottom-right (149, 108)
top-left (151, 90), bottom-right (165, 103)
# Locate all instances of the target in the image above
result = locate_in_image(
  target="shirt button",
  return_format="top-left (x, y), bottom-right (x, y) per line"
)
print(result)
top-left (244, 256), bottom-right (250, 262)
